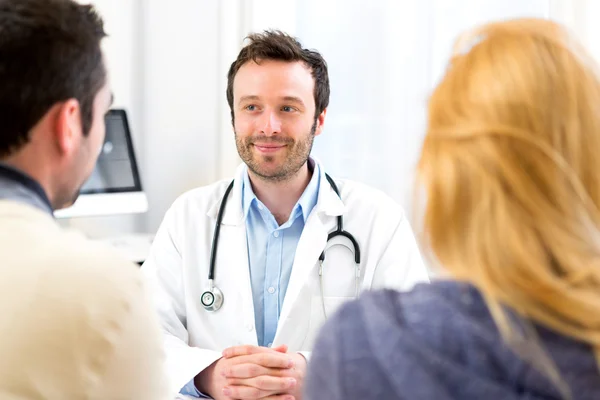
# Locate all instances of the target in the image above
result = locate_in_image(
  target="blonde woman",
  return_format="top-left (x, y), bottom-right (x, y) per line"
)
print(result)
top-left (304, 18), bottom-right (600, 400)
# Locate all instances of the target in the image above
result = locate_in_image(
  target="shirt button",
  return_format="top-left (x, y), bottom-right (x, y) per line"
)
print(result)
top-left (246, 324), bottom-right (254, 332)
top-left (258, 204), bottom-right (264, 210)
top-left (273, 231), bottom-right (280, 238)
top-left (268, 342), bottom-right (273, 347)
top-left (268, 287), bottom-right (275, 294)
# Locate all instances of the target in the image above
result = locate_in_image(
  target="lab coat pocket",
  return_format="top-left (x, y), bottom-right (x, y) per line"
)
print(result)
top-left (302, 295), bottom-right (353, 350)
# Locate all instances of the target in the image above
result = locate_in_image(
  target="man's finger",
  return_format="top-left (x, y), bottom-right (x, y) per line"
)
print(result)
top-left (261, 395), bottom-right (295, 400)
top-left (272, 344), bottom-right (288, 353)
top-left (227, 375), bottom-right (297, 392)
top-left (223, 381), bottom-right (296, 400)
top-left (223, 345), bottom-right (279, 358)
top-left (221, 352), bottom-right (294, 370)
top-left (222, 383), bottom-right (271, 400)
top-left (224, 362), bottom-right (294, 379)
top-left (229, 352), bottom-right (294, 369)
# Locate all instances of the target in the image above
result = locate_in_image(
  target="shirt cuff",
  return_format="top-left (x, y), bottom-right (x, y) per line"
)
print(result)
top-left (298, 350), bottom-right (311, 362)
top-left (180, 378), bottom-right (211, 398)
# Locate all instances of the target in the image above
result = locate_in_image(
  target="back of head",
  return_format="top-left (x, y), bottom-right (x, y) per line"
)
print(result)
top-left (419, 17), bottom-right (600, 393)
top-left (0, 0), bottom-right (106, 158)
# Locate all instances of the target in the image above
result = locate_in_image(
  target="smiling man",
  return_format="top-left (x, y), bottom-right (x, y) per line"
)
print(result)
top-left (142, 30), bottom-right (429, 400)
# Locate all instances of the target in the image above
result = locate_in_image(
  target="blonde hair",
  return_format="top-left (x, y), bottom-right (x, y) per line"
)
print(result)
top-left (419, 18), bottom-right (600, 396)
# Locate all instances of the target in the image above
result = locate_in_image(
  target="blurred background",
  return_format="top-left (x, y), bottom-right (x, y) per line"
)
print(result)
top-left (65, 0), bottom-right (600, 246)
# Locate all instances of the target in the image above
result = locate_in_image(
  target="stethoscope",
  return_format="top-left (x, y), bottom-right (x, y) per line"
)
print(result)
top-left (201, 173), bottom-right (361, 316)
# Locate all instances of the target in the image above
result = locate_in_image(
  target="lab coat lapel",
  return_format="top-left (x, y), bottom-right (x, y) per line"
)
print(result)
top-left (277, 166), bottom-right (345, 328)
top-left (207, 164), bottom-right (246, 226)
top-left (216, 221), bottom-right (258, 346)
top-left (206, 164), bottom-right (257, 345)
top-left (279, 211), bottom-right (328, 325)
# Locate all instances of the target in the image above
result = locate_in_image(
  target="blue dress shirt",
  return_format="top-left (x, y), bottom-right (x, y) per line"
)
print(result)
top-left (242, 164), bottom-right (320, 347)
top-left (180, 163), bottom-right (321, 397)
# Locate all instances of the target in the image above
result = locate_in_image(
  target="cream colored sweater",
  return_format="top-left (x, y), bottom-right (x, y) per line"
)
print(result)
top-left (0, 200), bottom-right (169, 399)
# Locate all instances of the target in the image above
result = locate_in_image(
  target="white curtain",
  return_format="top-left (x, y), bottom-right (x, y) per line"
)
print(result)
top-left (71, 0), bottom-right (600, 235)
top-left (221, 0), bottom-right (553, 217)
top-left (550, 0), bottom-right (600, 63)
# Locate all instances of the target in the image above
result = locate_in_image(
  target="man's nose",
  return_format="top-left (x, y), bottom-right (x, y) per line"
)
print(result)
top-left (259, 110), bottom-right (282, 136)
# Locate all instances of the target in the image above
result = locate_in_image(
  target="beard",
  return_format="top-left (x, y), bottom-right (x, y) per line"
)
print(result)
top-left (52, 182), bottom-right (83, 211)
top-left (53, 142), bottom-right (96, 210)
top-left (69, 186), bottom-right (82, 206)
top-left (235, 120), bottom-right (317, 182)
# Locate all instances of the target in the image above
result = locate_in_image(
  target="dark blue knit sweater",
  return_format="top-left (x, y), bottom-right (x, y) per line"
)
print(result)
top-left (305, 281), bottom-right (600, 400)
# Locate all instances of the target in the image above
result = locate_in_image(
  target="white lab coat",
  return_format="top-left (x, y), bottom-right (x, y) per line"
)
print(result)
top-left (142, 161), bottom-right (429, 393)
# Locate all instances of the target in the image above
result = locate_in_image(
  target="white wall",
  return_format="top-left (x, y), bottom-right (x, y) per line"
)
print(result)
top-left (141, 0), bottom-right (223, 232)
top-left (70, 0), bottom-right (600, 238)
top-left (70, 0), bottom-right (229, 234)
top-left (65, 0), bottom-right (144, 237)
top-left (237, 0), bottom-right (553, 218)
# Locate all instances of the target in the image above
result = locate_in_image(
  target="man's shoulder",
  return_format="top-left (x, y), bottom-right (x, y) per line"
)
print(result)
top-left (47, 228), bottom-right (142, 285)
top-left (169, 178), bottom-right (233, 213)
top-left (337, 178), bottom-right (405, 219)
top-left (0, 200), bottom-right (137, 272)
top-left (336, 178), bottom-right (393, 201)
top-left (1, 217), bottom-right (144, 312)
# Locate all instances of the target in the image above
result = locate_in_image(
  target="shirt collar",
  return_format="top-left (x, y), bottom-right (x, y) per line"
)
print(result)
top-left (241, 170), bottom-right (255, 219)
top-left (0, 162), bottom-right (53, 214)
top-left (241, 159), bottom-right (321, 224)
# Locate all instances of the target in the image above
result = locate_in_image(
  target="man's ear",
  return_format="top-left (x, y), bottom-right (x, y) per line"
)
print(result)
top-left (314, 108), bottom-right (327, 137)
top-left (53, 99), bottom-right (82, 155)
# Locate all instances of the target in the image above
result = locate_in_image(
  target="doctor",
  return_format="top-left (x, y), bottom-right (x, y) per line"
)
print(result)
top-left (142, 30), bottom-right (428, 400)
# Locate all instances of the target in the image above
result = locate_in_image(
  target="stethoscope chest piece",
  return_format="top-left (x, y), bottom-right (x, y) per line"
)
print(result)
top-left (201, 283), bottom-right (223, 312)
top-left (204, 173), bottom-right (361, 315)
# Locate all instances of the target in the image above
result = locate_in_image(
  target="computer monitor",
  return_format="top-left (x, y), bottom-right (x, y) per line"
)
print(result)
top-left (54, 109), bottom-right (148, 218)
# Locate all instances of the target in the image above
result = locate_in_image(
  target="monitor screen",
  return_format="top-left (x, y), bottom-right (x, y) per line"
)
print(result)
top-left (80, 109), bottom-right (142, 194)
top-left (53, 109), bottom-right (148, 219)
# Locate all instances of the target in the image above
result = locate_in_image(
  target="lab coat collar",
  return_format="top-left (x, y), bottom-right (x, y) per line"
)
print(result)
top-left (207, 157), bottom-right (345, 225)
top-left (312, 156), bottom-right (346, 218)
top-left (206, 164), bottom-right (246, 225)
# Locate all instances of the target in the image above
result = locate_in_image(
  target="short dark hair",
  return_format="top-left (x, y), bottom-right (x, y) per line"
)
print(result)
top-left (0, 0), bottom-right (107, 157)
top-left (226, 30), bottom-right (330, 121)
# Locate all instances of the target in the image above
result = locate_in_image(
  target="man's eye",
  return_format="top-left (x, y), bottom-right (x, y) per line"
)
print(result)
top-left (245, 105), bottom-right (256, 111)
top-left (282, 106), bottom-right (295, 112)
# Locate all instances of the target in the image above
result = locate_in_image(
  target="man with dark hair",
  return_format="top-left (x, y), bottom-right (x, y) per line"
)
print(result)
top-left (0, 0), bottom-right (167, 398)
top-left (144, 30), bottom-right (428, 399)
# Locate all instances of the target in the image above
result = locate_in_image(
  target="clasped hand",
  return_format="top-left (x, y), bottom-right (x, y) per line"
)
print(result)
top-left (198, 344), bottom-right (306, 400)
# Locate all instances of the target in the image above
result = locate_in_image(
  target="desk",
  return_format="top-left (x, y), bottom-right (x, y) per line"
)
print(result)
top-left (96, 233), bottom-right (154, 265)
